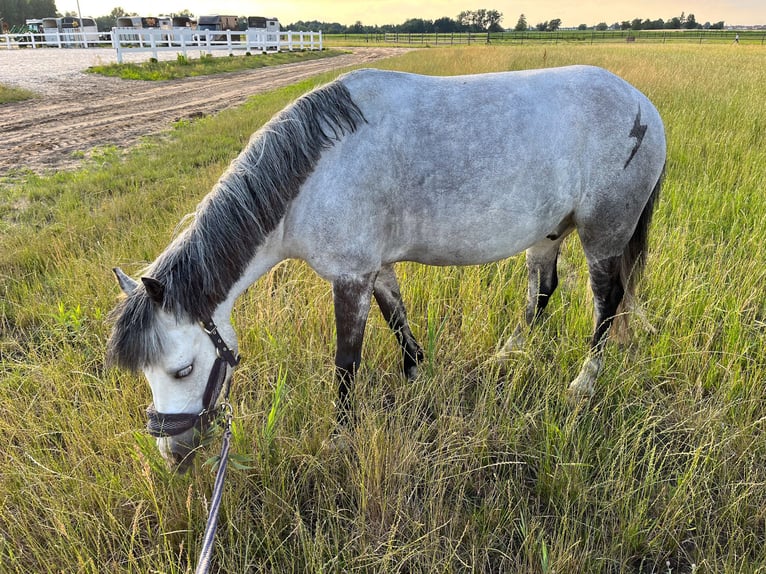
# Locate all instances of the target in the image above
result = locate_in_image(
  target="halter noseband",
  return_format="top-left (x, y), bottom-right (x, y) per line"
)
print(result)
top-left (146, 319), bottom-right (241, 438)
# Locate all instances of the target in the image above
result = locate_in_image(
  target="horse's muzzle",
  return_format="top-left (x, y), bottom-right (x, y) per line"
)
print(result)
top-left (157, 428), bottom-right (199, 473)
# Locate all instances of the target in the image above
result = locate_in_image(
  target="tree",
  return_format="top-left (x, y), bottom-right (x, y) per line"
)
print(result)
top-left (0, 0), bottom-right (56, 26)
top-left (94, 6), bottom-right (128, 31)
top-left (535, 21), bottom-right (548, 32)
top-left (434, 16), bottom-right (459, 33)
top-left (596, 22), bottom-right (608, 31)
top-left (514, 13), bottom-right (527, 32)
top-left (27, 0), bottom-right (56, 19)
top-left (458, 9), bottom-right (502, 32)
top-left (665, 16), bottom-right (682, 29)
top-left (400, 18), bottom-right (431, 33)
top-left (547, 18), bottom-right (561, 31)
top-left (684, 13), bottom-right (699, 29)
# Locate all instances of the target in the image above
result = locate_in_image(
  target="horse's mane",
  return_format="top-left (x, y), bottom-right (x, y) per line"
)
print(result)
top-left (107, 77), bottom-right (366, 371)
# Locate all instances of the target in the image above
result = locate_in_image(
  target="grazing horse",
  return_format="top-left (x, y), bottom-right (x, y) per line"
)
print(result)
top-left (107, 66), bottom-right (666, 470)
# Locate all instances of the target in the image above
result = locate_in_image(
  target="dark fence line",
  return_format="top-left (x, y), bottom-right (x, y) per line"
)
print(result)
top-left (329, 29), bottom-right (766, 46)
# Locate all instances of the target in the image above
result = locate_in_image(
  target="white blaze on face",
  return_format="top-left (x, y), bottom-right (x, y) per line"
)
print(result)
top-left (142, 311), bottom-right (217, 415)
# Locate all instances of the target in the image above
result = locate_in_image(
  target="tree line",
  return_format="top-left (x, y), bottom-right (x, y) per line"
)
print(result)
top-left (0, 0), bottom-right (56, 27)
top-left (272, 10), bottom-right (505, 35)
top-left (494, 12), bottom-right (725, 33)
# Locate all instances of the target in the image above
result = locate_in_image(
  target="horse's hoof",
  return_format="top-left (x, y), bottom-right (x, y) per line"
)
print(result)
top-left (567, 370), bottom-right (597, 405)
top-left (405, 364), bottom-right (419, 381)
top-left (567, 380), bottom-right (594, 405)
top-left (496, 330), bottom-right (527, 363)
top-left (567, 356), bottom-right (601, 402)
top-left (321, 425), bottom-right (355, 457)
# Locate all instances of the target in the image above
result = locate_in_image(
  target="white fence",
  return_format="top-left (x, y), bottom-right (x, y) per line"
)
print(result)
top-left (111, 28), bottom-right (323, 63)
top-left (1, 30), bottom-right (111, 49)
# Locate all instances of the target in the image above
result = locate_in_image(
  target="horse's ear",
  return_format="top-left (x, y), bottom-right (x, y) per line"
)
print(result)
top-left (141, 276), bottom-right (165, 305)
top-left (113, 267), bottom-right (138, 295)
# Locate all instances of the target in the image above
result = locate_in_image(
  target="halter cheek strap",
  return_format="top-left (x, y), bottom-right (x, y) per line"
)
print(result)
top-left (146, 318), bottom-right (240, 438)
top-left (201, 319), bottom-right (241, 369)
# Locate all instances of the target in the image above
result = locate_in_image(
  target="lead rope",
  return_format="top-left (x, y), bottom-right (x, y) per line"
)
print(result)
top-left (194, 402), bottom-right (233, 574)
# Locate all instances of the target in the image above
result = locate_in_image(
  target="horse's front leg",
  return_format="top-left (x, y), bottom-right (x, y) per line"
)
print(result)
top-left (497, 237), bottom-right (564, 360)
top-left (332, 272), bottom-right (376, 426)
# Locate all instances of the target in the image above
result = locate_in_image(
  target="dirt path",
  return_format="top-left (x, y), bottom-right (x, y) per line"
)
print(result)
top-left (0, 47), bottom-right (411, 175)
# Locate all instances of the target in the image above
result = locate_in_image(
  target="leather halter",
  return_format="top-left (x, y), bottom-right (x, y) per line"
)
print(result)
top-left (146, 319), bottom-right (241, 438)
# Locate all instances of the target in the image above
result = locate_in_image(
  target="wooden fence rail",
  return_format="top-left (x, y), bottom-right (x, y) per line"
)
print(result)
top-left (0, 30), bottom-right (111, 49)
top-left (111, 28), bottom-right (322, 63)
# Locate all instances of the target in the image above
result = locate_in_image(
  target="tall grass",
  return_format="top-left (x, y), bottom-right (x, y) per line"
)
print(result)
top-left (1, 45), bottom-right (764, 573)
top-left (0, 84), bottom-right (34, 104)
top-left (87, 50), bottom-right (343, 81)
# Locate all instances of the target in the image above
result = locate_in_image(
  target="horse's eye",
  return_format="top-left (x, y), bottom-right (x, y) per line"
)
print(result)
top-left (175, 364), bottom-right (193, 379)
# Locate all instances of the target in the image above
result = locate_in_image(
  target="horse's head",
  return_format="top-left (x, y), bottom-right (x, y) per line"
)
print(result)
top-left (109, 268), bottom-right (239, 473)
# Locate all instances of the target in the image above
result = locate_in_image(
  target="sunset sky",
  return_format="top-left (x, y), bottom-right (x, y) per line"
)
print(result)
top-left (54, 0), bottom-right (765, 27)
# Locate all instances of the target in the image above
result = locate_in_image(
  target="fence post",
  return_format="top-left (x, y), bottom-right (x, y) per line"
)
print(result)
top-left (180, 29), bottom-right (187, 59)
top-left (150, 29), bottom-right (158, 60)
top-left (112, 28), bottom-right (123, 63)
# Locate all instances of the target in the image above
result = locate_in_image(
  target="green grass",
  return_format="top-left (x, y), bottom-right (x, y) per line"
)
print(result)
top-left (324, 29), bottom-right (766, 48)
top-left (0, 83), bottom-right (34, 104)
top-left (1, 44), bottom-right (765, 572)
top-left (87, 49), bottom-right (345, 81)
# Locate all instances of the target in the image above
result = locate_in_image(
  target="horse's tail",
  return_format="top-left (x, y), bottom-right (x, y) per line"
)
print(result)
top-left (612, 165), bottom-right (664, 342)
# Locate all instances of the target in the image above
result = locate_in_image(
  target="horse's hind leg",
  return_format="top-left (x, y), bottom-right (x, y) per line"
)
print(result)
top-left (373, 265), bottom-right (424, 380)
top-left (333, 272), bottom-right (376, 426)
top-left (568, 255), bottom-right (624, 398)
top-left (498, 235), bottom-right (567, 358)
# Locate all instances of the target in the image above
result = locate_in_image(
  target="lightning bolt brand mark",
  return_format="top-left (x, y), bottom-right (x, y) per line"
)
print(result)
top-left (624, 106), bottom-right (647, 169)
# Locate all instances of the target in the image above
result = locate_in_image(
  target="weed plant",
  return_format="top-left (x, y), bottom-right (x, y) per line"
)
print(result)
top-left (0, 83), bottom-right (34, 104)
top-left (1, 45), bottom-right (765, 572)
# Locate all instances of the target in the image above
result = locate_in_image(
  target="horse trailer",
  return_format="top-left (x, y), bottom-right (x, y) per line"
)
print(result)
top-left (247, 17), bottom-right (280, 51)
top-left (41, 16), bottom-right (99, 46)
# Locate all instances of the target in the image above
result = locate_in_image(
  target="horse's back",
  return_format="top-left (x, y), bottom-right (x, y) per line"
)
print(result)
top-left (285, 66), bottom-right (665, 272)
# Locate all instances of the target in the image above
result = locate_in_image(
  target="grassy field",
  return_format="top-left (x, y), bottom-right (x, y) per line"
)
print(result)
top-left (1, 44), bottom-right (765, 573)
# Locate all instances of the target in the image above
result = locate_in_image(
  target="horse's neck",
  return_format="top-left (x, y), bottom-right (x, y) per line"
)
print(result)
top-left (212, 229), bottom-right (285, 326)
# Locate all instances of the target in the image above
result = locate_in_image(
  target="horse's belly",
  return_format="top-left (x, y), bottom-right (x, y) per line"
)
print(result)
top-left (387, 211), bottom-right (559, 267)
